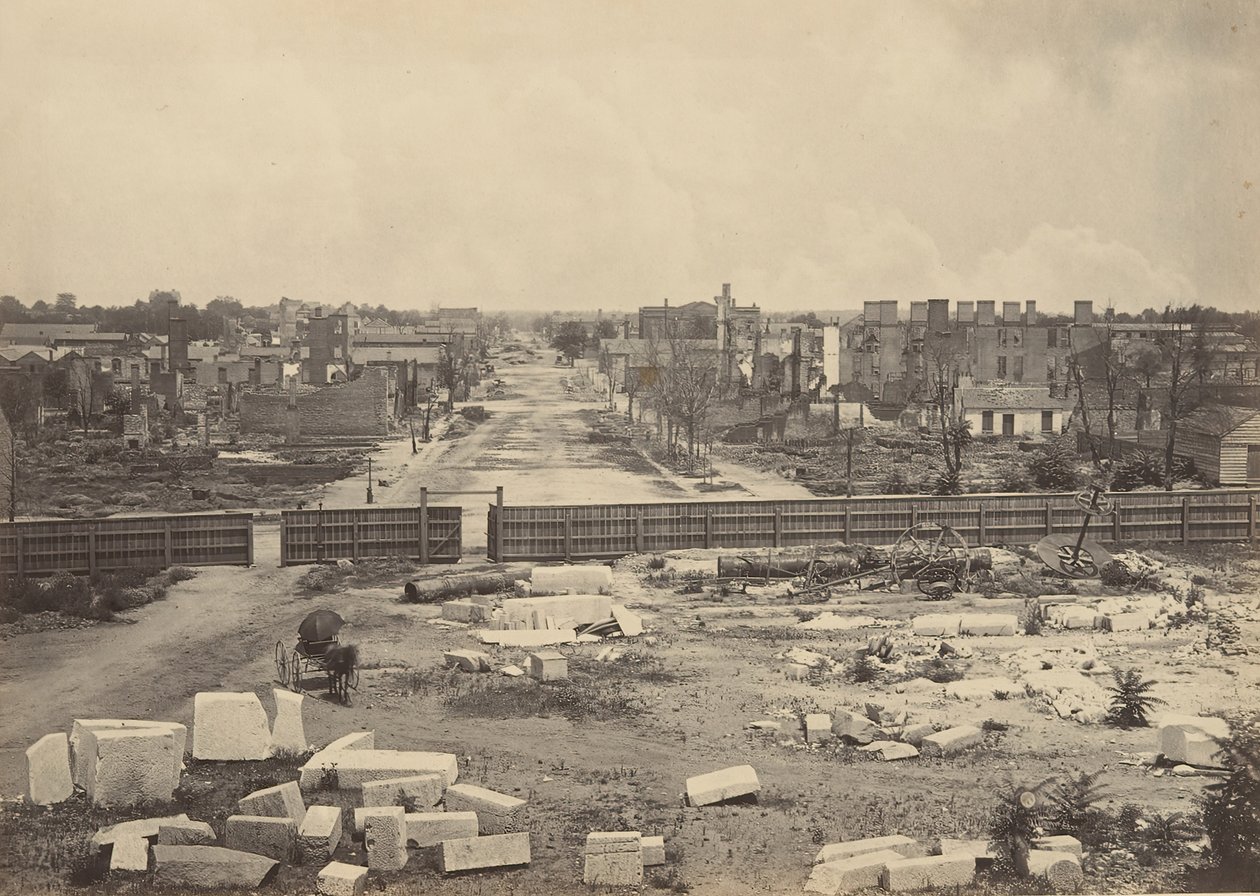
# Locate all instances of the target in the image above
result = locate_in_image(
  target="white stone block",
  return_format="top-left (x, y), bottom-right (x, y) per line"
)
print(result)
top-left (527, 649), bottom-right (568, 681)
top-left (224, 815), bottom-right (297, 863)
top-left (919, 725), bottom-right (984, 758)
top-left (815, 835), bottom-right (923, 864)
top-left (71, 719), bottom-right (186, 790)
top-left (439, 832), bottom-right (531, 871)
top-left (192, 692), bottom-right (272, 761)
top-left (959, 614), bottom-right (1018, 636)
top-left (299, 749), bottom-right (459, 791)
top-left (880, 854), bottom-right (975, 891)
top-left (501, 593), bottom-right (613, 627)
top-left (152, 845), bottom-right (278, 889)
top-left (831, 710), bottom-right (879, 744)
top-left (80, 727), bottom-right (179, 807)
top-left (363, 807), bottom-right (407, 872)
top-left (642, 835), bottom-right (666, 866)
top-left (685, 765), bottom-right (760, 806)
top-left (26, 733), bottom-right (73, 806)
top-left (444, 649), bottom-right (492, 672)
top-left (804, 849), bottom-right (905, 894)
top-left (911, 615), bottom-right (962, 637)
top-left (584, 831), bottom-right (642, 885)
top-left (805, 713), bottom-right (833, 744)
top-left (404, 811), bottom-right (479, 847)
top-left (530, 565), bottom-right (613, 595)
top-left (270, 689), bottom-right (307, 756)
top-left (475, 628), bottom-right (578, 647)
top-left (92, 815), bottom-right (190, 850)
top-left (109, 835), bottom-right (150, 872)
top-left (317, 861), bottom-right (367, 896)
top-left (874, 742), bottom-right (919, 761)
top-left (157, 821), bottom-right (217, 846)
top-left (444, 783), bottom-right (528, 834)
top-left (362, 773), bottom-right (445, 809)
top-left (238, 780), bottom-right (306, 822)
top-left (1158, 715), bottom-right (1230, 765)
top-left (298, 806), bottom-right (343, 864)
top-left (1103, 613), bottom-right (1150, 632)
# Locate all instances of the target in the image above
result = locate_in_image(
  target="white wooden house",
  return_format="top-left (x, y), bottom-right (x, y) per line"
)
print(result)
top-left (1177, 405), bottom-right (1260, 486)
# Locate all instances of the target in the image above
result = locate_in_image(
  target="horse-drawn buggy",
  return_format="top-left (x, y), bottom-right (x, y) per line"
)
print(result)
top-left (275, 610), bottom-right (359, 704)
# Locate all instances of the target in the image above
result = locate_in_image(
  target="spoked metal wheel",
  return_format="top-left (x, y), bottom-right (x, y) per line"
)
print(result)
top-left (890, 523), bottom-right (971, 598)
top-left (290, 650), bottom-right (305, 692)
top-left (275, 641), bottom-right (290, 687)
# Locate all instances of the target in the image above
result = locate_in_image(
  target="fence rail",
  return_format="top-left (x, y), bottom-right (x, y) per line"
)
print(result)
top-left (279, 505), bottom-right (462, 566)
top-left (486, 489), bottom-right (1260, 562)
top-left (0, 512), bottom-right (255, 576)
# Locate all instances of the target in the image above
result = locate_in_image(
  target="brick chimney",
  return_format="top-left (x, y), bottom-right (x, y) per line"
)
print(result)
top-left (1025, 300), bottom-right (1037, 325)
top-left (956, 301), bottom-right (975, 324)
top-left (1002, 302), bottom-right (1021, 325)
top-left (167, 318), bottom-right (189, 373)
top-left (976, 301), bottom-right (996, 326)
top-left (1074, 301), bottom-right (1094, 325)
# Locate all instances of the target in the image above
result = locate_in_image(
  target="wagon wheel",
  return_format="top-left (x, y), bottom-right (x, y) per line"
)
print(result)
top-left (290, 649), bottom-right (305, 692)
top-left (347, 665), bottom-right (360, 691)
top-left (1073, 488), bottom-right (1115, 517)
top-left (915, 562), bottom-right (959, 601)
top-left (890, 523), bottom-right (970, 593)
top-left (274, 641), bottom-right (290, 687)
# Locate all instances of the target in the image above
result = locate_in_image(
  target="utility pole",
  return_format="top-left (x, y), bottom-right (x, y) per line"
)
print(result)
top-left (366, 457), bottom-right (374, 504)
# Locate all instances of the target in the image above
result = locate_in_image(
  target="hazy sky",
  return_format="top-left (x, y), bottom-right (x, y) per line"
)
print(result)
top-left (2, 1), bottom-right (1256, 315)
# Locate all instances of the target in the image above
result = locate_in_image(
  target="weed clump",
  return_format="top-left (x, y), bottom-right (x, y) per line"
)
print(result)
top-left (1104, 669), bottom-right (1164, 728)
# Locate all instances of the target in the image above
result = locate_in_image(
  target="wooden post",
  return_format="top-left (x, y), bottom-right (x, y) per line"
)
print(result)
top-left (88, 525), bottom-right (98, 576)
top-left (15, 527), bottom-right (24, 577)
top-left (1249, 494), bottom-right (1257, 542)
top-left (773, 506), bottom-right (782, 548)
top-left (977, 505), bottom-right (986, 546)
top-left (419, 488), bottom-right (430, 565)
top-left (1045, 502), bottom-right (1054, 536)
top-left (163, 519), bottom-right (174, 567)
top-left (911, 506), bottom-right (920, 528)
top-left (1182, 496), bottom-right (1191, 545)
top-left (246, 515), bottom-right (254, 567)
top-left (495, 486), bottom-right (505, 563)
top-left (563, 508), bottom-right (573, 561)
top-left (352, 510), bottom-right (361, 561)
top-left (279, 513), bottom-right (288, 567)
top-left (843, 504), bottom-right (852, 544)
top-left (704, 507), bottom-right (713, 549)
top-left (1111, 496), bottom-right (1122, 544)
top-left (634, 506), bottom-right (644, 554)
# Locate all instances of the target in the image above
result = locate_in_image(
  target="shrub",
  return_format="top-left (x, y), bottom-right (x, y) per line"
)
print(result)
top-left (881, 471), bottom-right (912, 495)
top-left (916, 656), bottom-right (965, 684)
top-left (1201, 712), bottom-right (1260, 890)
top-left (459, 405), bottom-right (489, 423)
top-left (932, 470), bottom-right (962, 496)
top-left (646, 555), bottom-right (667, 570)
top-left (1142, 811), bottom-right (1200, 854)
top-left (987, 785), bottom-right (1044, 872)
top-left (1105, 669), bottom-right (1164, 728)
top-left (1112, 452), bottom-right (1163, 491)
top-left (1044, 770), bottom-right (1108, 842)
top-left (1029, 436), bottom-right (1081, 490)
top-left (849, 652), bottom-right (880, 684)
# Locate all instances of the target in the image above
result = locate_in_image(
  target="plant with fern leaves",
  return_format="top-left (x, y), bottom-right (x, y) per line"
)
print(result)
top-left (1201, 712), bottom-right (1260, 890)
top-left (988, 783), bottom-right (1045, 873)
top-left (1044, 770), bottom-right (1108, 836)
top-left (1105, 668), bottom-right (1164, 728)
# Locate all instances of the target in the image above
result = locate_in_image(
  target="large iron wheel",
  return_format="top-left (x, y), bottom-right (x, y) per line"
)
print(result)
top-left (275, 641), bottom-right (290, 687)
top-left (890, 523), bottom-right (971, 597)
top-left (290, 649), bottom-right (305, 692)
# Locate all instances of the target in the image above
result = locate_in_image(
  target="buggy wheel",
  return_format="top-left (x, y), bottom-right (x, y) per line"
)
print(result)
top-left (275, 641), bottom-right (290, 686)
top-left (290, 649), bottom-right (304, 692)
top-left (347, 666), bottom-right (360, 691)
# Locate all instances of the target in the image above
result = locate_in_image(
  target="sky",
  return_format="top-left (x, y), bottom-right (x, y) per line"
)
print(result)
top-left (1, 1), bottom-right (1256, 316)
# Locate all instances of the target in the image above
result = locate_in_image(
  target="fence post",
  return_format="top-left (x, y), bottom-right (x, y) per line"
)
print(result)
top-left (15, 527), bottom-right (24, 577)
top-left (1044, 502), bottom-right (1053, 536)
top-left (911, 506), bottom-right (919, 528)
top-left (1111, 496), bottom-right (1122, 543)
top-left (635, 507), bottom-right (644, 554)
top-left (843, 504), bottom-right (851, 544)
top-left (703, 507), bottom-right (714, 549)
top-left (1249, 493), bottom-right (1257, 542)
top-left (977, 505), bottom-right (986, 546)
top-left (495, 486), bottom-right (505, 562)
top-left (279, 513), bottom-right (288, 567)
top-left (563, 508), bottom-right (573, 561)
top-left (88, 525), bottom-right (98, 576)
top-left (773, 506), bottom-right (782, 548)
top-left (1182, 496), bottom-right (1190, 545)
top-left (352, 510), bottom-right (361, 561)
top-left (246, 515), bottom-right (254, 567)
top-left (163, 519), bottom-right (173, 568)
top-left (419, 487), bottom-right (430, 565)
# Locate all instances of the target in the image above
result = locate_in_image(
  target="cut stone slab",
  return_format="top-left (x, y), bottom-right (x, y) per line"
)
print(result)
top-left (1035, 835), bottom-right (1082, 857)
top-left (584, 831), bottom-right (642, 885)
top-left (92, 814), bottom-right (190, 850)
top-left (584, 831), bottom-right (643, 854)
top-left (224, 815), bottom-right (297, 863)
top-left (959, 614), bottom-right (1018, 636)
top-left (444, 783), bottom-right (528, 834)
top-left (298, 806), bottom-right (343, 864)
top-left (880, 854), bottom-right (975, 891)
top-left (441, 598), bottom-right (493, 623)
top-left (321, 731), bottom-right (375, 753)
top-left (919, 725), bottom-right (984, 758)
top-left (815, 835), bottom-right (924, 864)
top-left (439, 832), bottom-right (531, 872)
top-left (444, 649), bottom-right (493, 672)
top-left (79, 727), bottom-right (179, 807)
top-left (1053, 606), bottom-right (1102, 630)
top-left (527, 649), bottom-right (568, 681)
top-left (804, 713), bottom-right (833, 744)
top-left (685, 765), bottom-right (760, 807)
top-left (299, 749), bottom-right (459, 791)
top-left (945, 677), bottom-right (1020, 701)
top-left (363, 807), bottom-right (407, 872)
top-left (192, 692), bottom-right (272, 761)
top-left (501, 593), bottom-right (613, 627)
top-left (911, 615), bottom-right (962, 637)
top-left (317, 861), bottom-right (368, 896)
top-left (500, 665), bottom-right (525, 677)
top-left (831, 710), bottom-right (879, 745)
top-left (26, 733), bottom-right (73, 806)
top-left (362, 773), bottom-right (445, 808)
top-left (239, 780), bottom-right (306, 823)
top-left (530, 565), bottom-right (613, 595)
top-left (270, 688), bottom-right (307, 756)
top-left (109, 835), bottom-right (151, 872)
top-left (1158, 715), bottom-right (1230, 766)
top-left (152, 845), bottom-right (278, 889)
top-left (70, 719), bottom-right (186, 791)
top-left (937, 838), bottom-right (996, 866)
top-left (1103, 613), bottom-right (1151, 632)
top-left (157, 821), bottom-right (216, 846)
top-left (475, 628), bottom-right (578, 647)
top-left (1026, 849), bottom-right (1083, 889)
top-left (901, 724), bottom-right (936, 746)
top-left (611, 604), bottom-right (644, 636)
top-left (804, 848), bottom-right (906, 895)
top-left (873, 742), bottom-right (919, 761)
top-left (642, 835), bottom-right (666, 867)
top-left (405, 811), bottom-right (479, 848)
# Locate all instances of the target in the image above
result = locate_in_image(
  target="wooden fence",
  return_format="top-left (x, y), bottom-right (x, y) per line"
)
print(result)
top-left (279, 505), bottom-right (462, 566)
top-left (486, 489), bottom-right (1260, 562)
top-left (0, 512), bottom-right (255, 576)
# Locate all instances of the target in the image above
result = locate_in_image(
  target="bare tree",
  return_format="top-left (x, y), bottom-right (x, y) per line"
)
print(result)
top-left (623, 367), bottom-right (644, 423)
top-left (642, 324), bottom-right (721, 468)
top-left (598, 344), bottom-right (621, 411)
top-left (923, 330), bottom-right (971, 494)
top-left (1159, 306), bottom-right (1215, 490)
top-left (0, 407), bottom-right (17, 521)
top-left (67, 360), bottom-right (101, 433)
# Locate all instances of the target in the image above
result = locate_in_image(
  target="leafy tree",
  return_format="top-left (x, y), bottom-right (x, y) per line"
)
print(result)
top-left (41, 367), bottom-right (70, 409)
top-left (591, 319), bottom-right (618, 345)
top-left (1105, 669), bottom-right (1164, 728)
top-left (550, 322), bottom-right (588, 364)
top-left (55, 292), bottom-right (78, 315)
top-left (0, 374), bottom-right (38, 435)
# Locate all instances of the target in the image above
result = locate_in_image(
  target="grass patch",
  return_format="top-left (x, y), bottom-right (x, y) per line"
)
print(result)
top-left (0, 566), bottom-right (196, 622)
top-left (296, 557), bottom-right (418, 594)
top-left (443, 674), bottom-right (643, 722)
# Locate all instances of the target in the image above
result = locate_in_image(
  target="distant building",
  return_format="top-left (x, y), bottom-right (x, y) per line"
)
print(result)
top-left (1176, 405), bottom-right (1260, 486)
top-left (957, 382), bottom-right (1068, 437)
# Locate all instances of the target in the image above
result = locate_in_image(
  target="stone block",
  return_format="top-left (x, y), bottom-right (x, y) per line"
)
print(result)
top-left (270, 689), bottom-right (306, 756)
top-left (239, 780), bottom-right (306, 823)
top-left (945, 677), bottom-right (1021, 701)
top-left (444, 649), bottom-right (492, 672)
top-left (959, 614), bottom-right (1018, 636)
top-left (224, 815), bottom-right (298, 863)
top-left (1035, 835), bottom-right (1082, 857)
top-left (363, 807), bottom-right (407, 871)
top-left (80, 727), bottom-right (179, 807)
top-left (441, 599), bottom-right (492, 623)
top-left (70, 719), bottom-right (186, 791)
top-left (475, 628), bottom-right (577, 647)
top-left (299, 749), bottom-right (459, 791)
top-left (1173, 730), bottom-right (1224, 767)
top-left (804, 849), bottom-right (905, 894)
top-left (611, 604), bottom-right (643, 636)
top-left (110, 835), bottom-right (151, 872)
top-left (362, 773), bottom-right (445, 809)
top-left (1054, 606), bottom-right (1102, 630)
top-left (880, 854), bottom-right (975, 891)
top-left (815, 835), bottom-right (924, 864)
top-left (157, 821), bottom-right (217, 846)
top-left (444, 783), bottom-right (528, 834)
top-left (527, 649), bottom-right (568, 681)
top-left (936, 838), bottom-right (995, 865)
top-left (439, 832), bottom-right (531, 872)
top-left (501, 593), bottom-right (614, 627)
top-left (642, 835), bottom-right (666, 866)
top-left (911, 615), bottom-right (962, 637)
top-left (584, 831), bottom-right (642, 854)
top-left (901, 724), bottom-right (936, 746)
top-left (530, 565), bottom-right (613, 595)
top-left (298, 806), bottom-right (343, 864)
top-left (784, 662), bottom-right (812, 680)
top-left (804, 713), bottom-right (833, 744)
top-left (152, 845), bottom-right (278, 889)
top-left (322, 731), bottom-right (376, 752)
top-left (1025, 849), bottom-right (1083, 889)
top-left (1103, 613), bottom-right (1150, 632)
top-left (919, 725), bottom-right (984, 758)
top-left (874, 742), bottom-right (919, 761)
top-left (831, 710), bottom-right (879, 744)
top-left (583, 831), bottom-right (642, 885)
top-left (192, 692), bottom-right (272, 761)
top-left (26, 733), bottom-right (73, 806)
top-left (92, 815), bottom-right (190, 850)
top-left (685, 765), bottom-right (760, 806)
top-left (1158, 715), bottom-right (1229, 765)
top-left (405, 811), bottom-right (479, 847)
top-left (317, 861), bottom-right (368, 896)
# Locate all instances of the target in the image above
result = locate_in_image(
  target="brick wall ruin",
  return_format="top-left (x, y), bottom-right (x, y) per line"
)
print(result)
top-left (240, 369), bottom-right (389, 437)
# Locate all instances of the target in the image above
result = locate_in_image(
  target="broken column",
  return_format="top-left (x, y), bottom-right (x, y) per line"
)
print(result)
top-left (25, 733), bottom-right (73, 806)
top-left (583, 831), bottom-right (643, 886)
top-left (269, 689), bottom-right (306, 756)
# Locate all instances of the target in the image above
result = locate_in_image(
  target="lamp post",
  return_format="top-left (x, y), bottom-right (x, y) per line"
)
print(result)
top-left (366, 457), bottom-right (374, 505)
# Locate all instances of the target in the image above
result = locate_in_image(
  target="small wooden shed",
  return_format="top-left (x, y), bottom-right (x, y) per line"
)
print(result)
top-left (1177, 405), bottom-right (1260, 486)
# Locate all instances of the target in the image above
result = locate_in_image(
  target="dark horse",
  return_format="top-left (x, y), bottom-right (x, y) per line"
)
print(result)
top-left (323, 643), bottom-right (359, 705)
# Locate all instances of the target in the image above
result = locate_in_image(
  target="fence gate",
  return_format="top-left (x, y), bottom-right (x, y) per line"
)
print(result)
top-left (280, 503), bottom-right (462, 566)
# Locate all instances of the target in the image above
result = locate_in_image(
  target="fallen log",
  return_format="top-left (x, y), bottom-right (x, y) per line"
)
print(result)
top-left (717, 547), bottom-right (991, 580)
top-left (403, 572), bottom-right (516, 603)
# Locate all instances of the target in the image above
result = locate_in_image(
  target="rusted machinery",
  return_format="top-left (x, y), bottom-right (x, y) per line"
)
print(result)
top-left (1035, 485), bottom-right (1115, 579)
